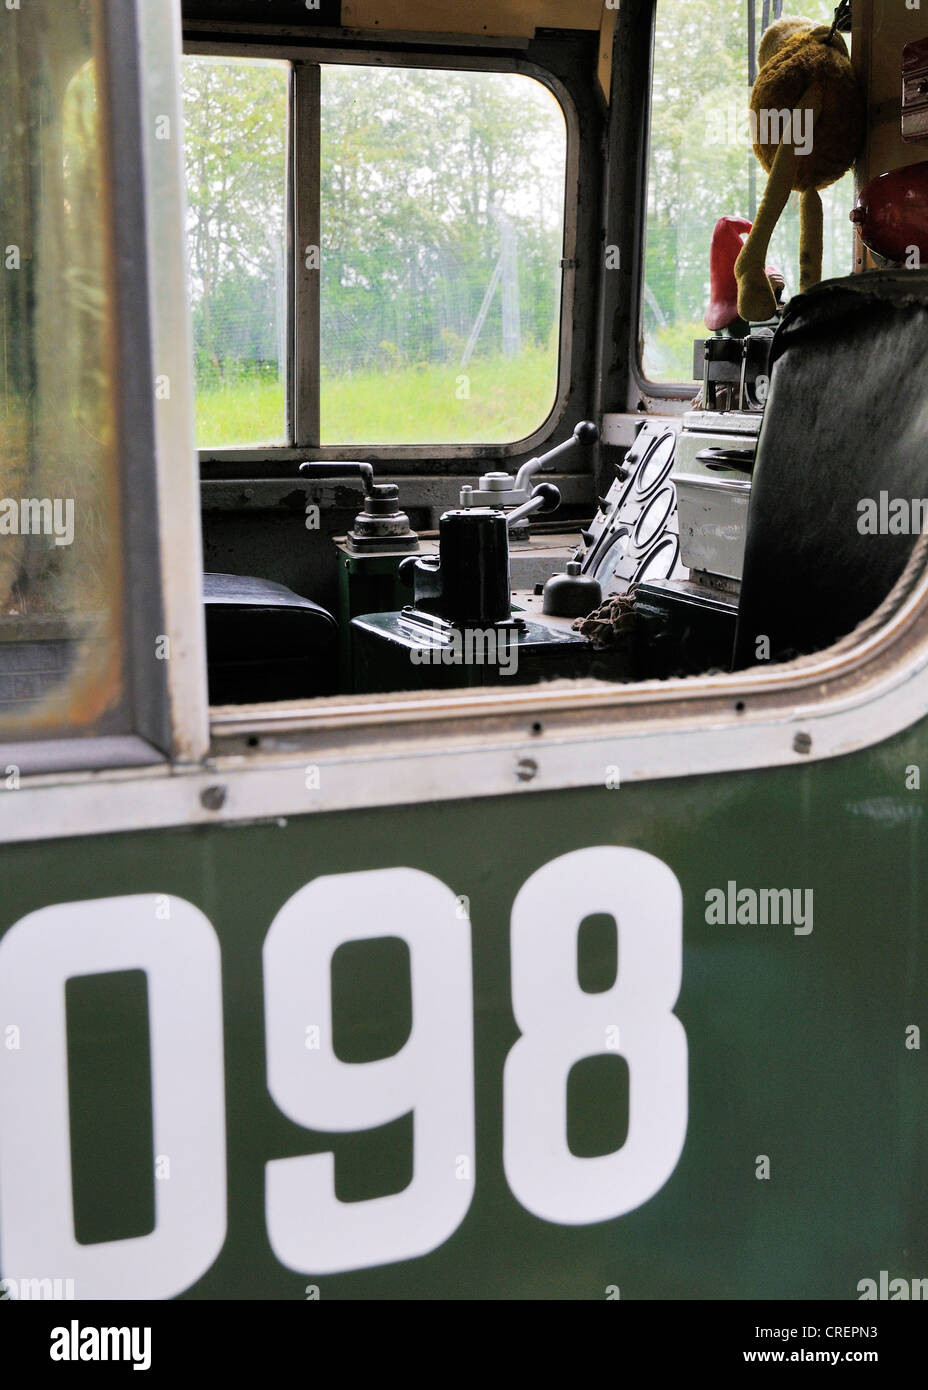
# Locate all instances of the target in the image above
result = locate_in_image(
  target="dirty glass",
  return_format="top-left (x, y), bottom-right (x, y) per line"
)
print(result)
top-left (0, 0), bottom-right (124, 735)
top-left (320, 66), bottom-right (567, 446)
top-left (182, 56), bottom-right (290, 448)
top-left (642, 0), bottom-right (856, 383)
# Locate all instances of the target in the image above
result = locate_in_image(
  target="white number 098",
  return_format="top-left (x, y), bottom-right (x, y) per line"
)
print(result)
top-left (0, 847), bottom-right (686, 1298)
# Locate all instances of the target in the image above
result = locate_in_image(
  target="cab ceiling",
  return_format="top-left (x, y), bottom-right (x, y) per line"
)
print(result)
top-left (181, 1), bottom-right (607, 35)
top-left (341, 1), bottom-right (605, 35)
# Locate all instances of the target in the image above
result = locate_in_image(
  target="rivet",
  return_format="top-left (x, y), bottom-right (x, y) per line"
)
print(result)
top-left (793, 732), bottom-right (812, 756)
top-left (200, 785), bottom-right (227, 811)
top-left (516, 757), bottom-right (538, 783)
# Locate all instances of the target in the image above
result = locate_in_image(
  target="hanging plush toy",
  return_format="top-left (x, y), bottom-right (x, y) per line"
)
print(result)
top-left (734, 16), bottom-right (865, 323)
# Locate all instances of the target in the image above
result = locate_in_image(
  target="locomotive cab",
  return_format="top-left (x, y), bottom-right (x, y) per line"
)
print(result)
top-left (172, 1), bottom-right (928, 714)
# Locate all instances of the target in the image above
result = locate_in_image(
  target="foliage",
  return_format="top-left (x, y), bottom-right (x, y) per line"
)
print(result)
top-left (182, 58), bottom-right (565, 438)
top-left (182, 6), bottom-right (859, 418)
top-left (320, 66), bottom-right (564, 376)
top-left (182, 59), bottom-right (287, 384)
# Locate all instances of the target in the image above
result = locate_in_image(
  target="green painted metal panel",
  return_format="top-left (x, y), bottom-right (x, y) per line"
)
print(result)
top-left (0, 720), bottom-right (924, 1300)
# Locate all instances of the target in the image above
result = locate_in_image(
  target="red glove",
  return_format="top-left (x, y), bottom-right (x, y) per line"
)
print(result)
top-left (706, 216), bottom-right (784, 329)
top-left (706, 216), bottom-right (753, 331)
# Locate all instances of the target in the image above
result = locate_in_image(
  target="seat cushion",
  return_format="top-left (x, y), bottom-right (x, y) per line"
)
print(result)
top-left (203, 572), bottom-right (337, 704)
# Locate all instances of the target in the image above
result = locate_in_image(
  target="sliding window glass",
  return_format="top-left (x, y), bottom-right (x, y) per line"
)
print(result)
top-left (0, 0), bottom-right (126, 735)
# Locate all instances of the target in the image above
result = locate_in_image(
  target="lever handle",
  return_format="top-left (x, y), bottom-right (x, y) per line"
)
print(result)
top-left (512, 422), bottom-right (598, 494)
top-left (695, 447), bottom-right (754, 475)
top-left (571, 420), bottom-right (600, 446)
top-left (535, 420), bottom-right (599, 472)
top-left (506, 482), bottom-right (561, 528)
top-left (299, 461), bottom-right (375, 496)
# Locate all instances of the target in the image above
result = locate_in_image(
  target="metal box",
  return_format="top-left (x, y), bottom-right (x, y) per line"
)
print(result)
top-left (674, 472), bottom-right (752, 581)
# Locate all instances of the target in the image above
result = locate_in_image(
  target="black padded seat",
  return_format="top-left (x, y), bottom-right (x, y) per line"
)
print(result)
top-left (733, 270), bottom-right (928, 669)
top-left (203, 572), bottom-right (337, 704)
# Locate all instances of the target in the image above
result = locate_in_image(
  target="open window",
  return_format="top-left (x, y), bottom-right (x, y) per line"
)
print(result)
top-left (183, 3), bottom-right (928, 743)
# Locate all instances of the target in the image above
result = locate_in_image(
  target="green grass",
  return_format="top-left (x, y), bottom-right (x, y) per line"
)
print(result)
top-left (194, 348), bottom-right (558, 448)
top-left (195, 377), bottom-right (287, 449)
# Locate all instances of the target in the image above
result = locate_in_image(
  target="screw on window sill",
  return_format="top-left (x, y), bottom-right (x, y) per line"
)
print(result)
top-left (200, 785), bottom-right (227, 811)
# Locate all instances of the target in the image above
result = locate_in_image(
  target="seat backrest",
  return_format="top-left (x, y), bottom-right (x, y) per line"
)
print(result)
top-left (733, 270), bottom-right (928, 669)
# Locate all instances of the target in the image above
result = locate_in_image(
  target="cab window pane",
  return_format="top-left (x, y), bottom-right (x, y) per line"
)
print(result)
top-left (0, 0), bottom-right (124, 734)
top-left (642, 0), bottom-right (855, 383)
top-left (182, 57), bottom-right (290, 448)
top-left (320, 66), bottom-right (567, 445)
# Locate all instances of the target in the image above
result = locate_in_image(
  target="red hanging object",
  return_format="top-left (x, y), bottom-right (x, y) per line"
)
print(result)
top-left (705, 216), bottom-right (783, 331)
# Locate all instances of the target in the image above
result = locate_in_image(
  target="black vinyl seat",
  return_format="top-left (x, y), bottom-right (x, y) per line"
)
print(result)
top-left (203, 572), bottom-right (337, 704)
top-left (733, 270), bottom-right (928, 669)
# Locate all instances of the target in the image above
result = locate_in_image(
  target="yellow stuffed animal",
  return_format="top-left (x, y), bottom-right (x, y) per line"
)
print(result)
top-left (734, 16), bottom-right (865, 322)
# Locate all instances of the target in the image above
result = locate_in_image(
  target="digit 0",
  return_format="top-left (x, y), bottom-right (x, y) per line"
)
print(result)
top-left (0, 895), bottom-right (226, 1300)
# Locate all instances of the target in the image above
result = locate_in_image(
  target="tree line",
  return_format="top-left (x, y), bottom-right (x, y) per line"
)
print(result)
top-left (182, 60), bottom-right (566, 386)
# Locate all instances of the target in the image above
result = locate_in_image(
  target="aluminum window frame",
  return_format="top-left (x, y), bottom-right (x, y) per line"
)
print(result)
top-left (183, 39), bottom-right (581, 464)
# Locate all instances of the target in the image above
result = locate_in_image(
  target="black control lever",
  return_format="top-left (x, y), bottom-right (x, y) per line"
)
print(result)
top-left (505, 482), bottom-right (561, 528)
top-left (297, 461), bottom-right (416, 547)
top-left (299, 461), bottom-right (377, 494)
